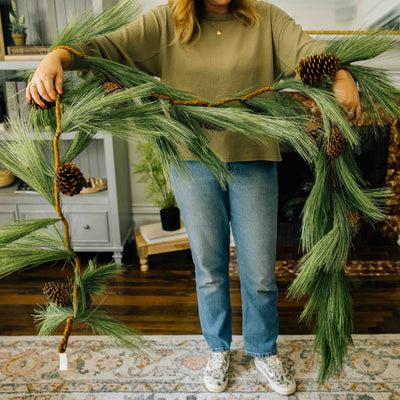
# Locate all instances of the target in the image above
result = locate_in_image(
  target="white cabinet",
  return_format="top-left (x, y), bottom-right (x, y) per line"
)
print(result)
top-left (0, 133), bottom-right (134, 263)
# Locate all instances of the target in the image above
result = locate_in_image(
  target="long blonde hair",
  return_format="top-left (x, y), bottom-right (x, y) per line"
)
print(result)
top-left (168, 0), bottom-right (259, 44)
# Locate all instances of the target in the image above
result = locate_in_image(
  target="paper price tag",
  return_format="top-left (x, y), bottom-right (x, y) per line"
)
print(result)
top-left (59, 353), bottom-right (68, 371)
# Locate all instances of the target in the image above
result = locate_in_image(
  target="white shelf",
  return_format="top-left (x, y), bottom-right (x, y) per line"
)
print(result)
top-left (0, 60), bottom-right (41, 70)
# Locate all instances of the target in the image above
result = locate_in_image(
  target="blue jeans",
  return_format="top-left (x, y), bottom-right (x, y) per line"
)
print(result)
top-left (169, 160), bottom-right (279, 357)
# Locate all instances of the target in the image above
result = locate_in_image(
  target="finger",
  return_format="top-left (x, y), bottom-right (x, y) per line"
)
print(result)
top-left (26, 82), bottom-right (32, 103)
top-left (43, 76), bottom-right (57, 101)
top-left (355, 102), bottom-right (362, 123)
top-left (55, 70), bottom-right (64, 95)
top-left (36, 80), bottom-right (53, 103)
top-left (346, 107), bottom-right (356, 121)
top-left (30, 84), bottom-right (45, 108)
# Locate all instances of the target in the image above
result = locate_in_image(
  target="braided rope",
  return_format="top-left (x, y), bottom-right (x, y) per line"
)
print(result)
top-left (58, 315), bottom-right (74, 353)
top-left (51, 46), bottom-right (346, 199)
top-left (53, 45), bottom-right (88, 59)
top-left (54, 93), bottom-right (82, 354)
top-left (51, 45), bottom-right (273, 106)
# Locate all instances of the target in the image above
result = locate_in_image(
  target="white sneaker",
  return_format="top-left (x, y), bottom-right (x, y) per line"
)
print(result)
top-left (203, 349), bottom-right (230, 392)
top-left (254, 354), bottom-right (296, 395)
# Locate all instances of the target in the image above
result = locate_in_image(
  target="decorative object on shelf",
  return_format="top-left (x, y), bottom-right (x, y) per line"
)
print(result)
top-left (9, 0), bottom-right (26, 46)
top-left (80, 177), bottom-right (107, 194)
top-left (7, 45), bottom-right (48, 55)
top-left (133, 141), bottom-right (181, 231)
top-left (14, 180), bottom-right (37, 194)
top-left (0, 169), bottom-right (15, 188)
top-left (0, 0), bottom-right (399, 384)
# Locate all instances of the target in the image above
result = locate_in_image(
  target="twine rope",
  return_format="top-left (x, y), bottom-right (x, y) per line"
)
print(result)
top-left (54, 93), bottom-right (82, 354)
top-left (52, 45), bottom-right (342, 190)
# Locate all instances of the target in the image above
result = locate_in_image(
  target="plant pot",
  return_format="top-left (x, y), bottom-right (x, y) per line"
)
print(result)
top-left (0, 169), bottom-right (15, 188)
top-left (160, 207), bottom-right (181, 231)
top-left (12, 33), bottom-right (26, 46)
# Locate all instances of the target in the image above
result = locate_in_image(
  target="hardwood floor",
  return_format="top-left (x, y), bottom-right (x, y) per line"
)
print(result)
top-left (0, 241), bottom-right (399, 336)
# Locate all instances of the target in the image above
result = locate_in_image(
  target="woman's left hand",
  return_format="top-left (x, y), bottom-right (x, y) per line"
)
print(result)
top-left (332, 69), bottom-right (361, 124)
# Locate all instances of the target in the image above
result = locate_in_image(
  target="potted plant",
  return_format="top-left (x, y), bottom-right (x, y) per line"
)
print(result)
top-left (9, 0), bottom-right (27, 46)
top-left (133, 141), bottom-right (181, 231)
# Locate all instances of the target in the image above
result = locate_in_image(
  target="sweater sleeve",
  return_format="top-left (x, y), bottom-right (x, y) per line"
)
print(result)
top-left (69, 5), bottom-right (167, 77)
top-left (270, 4), bottom-right (326, 78)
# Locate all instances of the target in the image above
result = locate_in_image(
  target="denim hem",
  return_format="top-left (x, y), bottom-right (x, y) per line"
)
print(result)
top-left (210, 347), bottom-right (230, 352)
top-left (246, 348), bottom-right (277, 358)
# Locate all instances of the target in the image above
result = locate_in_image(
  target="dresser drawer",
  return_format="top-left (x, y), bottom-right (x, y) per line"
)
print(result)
top-left (18, 204), bottom-right (58, 220)
top-left (17, 205), bottom-right (110, 245)
top-left (67, 210), bottom-right (110, 244)
top-left (0, 205), bottom-right (17, 224)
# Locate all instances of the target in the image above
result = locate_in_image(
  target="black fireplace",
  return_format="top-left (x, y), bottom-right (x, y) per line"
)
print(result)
top-left (277, 125), bottom-right (391, 246)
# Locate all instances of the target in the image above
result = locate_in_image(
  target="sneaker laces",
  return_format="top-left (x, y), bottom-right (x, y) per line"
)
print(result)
top-left (210, 351), bottom-right (228, 370)
top-left (263, 355), bottom-right (288, 380)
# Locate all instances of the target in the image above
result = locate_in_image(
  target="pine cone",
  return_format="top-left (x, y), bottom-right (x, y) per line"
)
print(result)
top-left (323, 125), bottom-right (346, 158)
top-left (348, 211), bottom-right (361, 237)
top-left (56, 162), bottom-right (85, 196)
top-left (305, 118), bottom-right (323, 141)
top-left (42, 281), bottom-right (72, 307)
top-left (42, 281), bottom-right (93, 308)
top-left (103, 81), bottom-right (124, 95)
top-left (297, 52), bottom-right (342, 86)
top-left (29, 97), bottom-right (55, 110)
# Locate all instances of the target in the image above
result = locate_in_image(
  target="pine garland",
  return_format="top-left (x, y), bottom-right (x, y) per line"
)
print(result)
top-left (0, 0), bottom-right (398, 385)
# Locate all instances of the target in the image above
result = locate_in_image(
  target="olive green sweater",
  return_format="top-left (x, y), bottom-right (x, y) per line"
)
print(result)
top-left (71, 1), bottom-right (323, 162)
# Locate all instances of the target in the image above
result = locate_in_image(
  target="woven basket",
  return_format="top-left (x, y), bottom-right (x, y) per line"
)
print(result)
top-left (0, 169), bottom-right (15, 188)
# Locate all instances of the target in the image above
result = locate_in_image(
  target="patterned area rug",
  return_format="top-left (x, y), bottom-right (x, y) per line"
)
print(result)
top-left (1, 334), bottom-right (399, 400)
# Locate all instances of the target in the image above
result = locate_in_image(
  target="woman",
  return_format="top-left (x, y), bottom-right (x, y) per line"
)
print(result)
top-left (27, 0), bottom-right (360, 394)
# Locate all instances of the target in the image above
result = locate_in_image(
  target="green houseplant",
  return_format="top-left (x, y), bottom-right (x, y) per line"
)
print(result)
top-left (9, 0), bottom-right (27, 46)
top-left (133, 141), bottom-right (181, 231)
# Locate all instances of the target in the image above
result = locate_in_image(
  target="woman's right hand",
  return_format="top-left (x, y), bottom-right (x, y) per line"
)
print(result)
top-left (26, 49), bottom-right (72, 107)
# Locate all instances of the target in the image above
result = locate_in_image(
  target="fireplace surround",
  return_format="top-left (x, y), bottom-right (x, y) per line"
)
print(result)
top-left (229, 117), bottom-right (400, 278)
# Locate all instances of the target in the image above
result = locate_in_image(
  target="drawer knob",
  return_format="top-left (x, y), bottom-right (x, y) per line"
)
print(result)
top-left (84, 225), bottom-right (90, 229)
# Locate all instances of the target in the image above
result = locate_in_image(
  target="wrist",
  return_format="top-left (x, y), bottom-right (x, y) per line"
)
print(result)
top-left (49, 48), bottom-right (72, 70)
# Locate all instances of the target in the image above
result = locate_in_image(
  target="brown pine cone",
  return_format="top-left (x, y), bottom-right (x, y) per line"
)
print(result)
top-left (42, 281), bottom-right (72, 307)
top-left (56, 162), bottom-right (85, 196)
top-left (297, 52), bottom-right (342, 86)
top-left (323, 125), bottom-right (346, 158)
top-left (305, 118), bottom-right (323, 141)
top-left (103, 81), bottom-right (124, 95)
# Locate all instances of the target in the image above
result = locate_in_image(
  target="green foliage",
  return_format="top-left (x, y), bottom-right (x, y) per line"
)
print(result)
top-left (133, 141), bottom-right (177, 209)
top-left (0, 218), bottom-right (60, 246)
top-left (7, 0), bottom-right (400, 383)
top-left (0, 119), bottom-right (55, 206)
top-left (79, 259), bottom-right (127, 297)
top-left (60, 130), bottom-right (95, 164)
top-left (33, 302), bottom-right (152, 357)
top-left (50, 0), bottom-right (143, 51)
top-left (348, 65), bottom-right (400, 131)
top-left (0, 226), bottom-right (75, 279)
top-left (78, 309), bottom-right (151, 356)
top-left (34, 303), bottom-right (72, 336)
top-left (9, 0), bottom-right (26, 34)
top-left (325, 30), bottom-right (399, 65)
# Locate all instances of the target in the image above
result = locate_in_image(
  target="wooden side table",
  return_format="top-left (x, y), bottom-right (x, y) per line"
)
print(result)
top-left (134, 229), bottom-right (191, 271)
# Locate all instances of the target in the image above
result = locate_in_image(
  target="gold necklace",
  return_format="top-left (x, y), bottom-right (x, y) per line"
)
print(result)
top-left (209, 21), bottom-right (223, 36)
